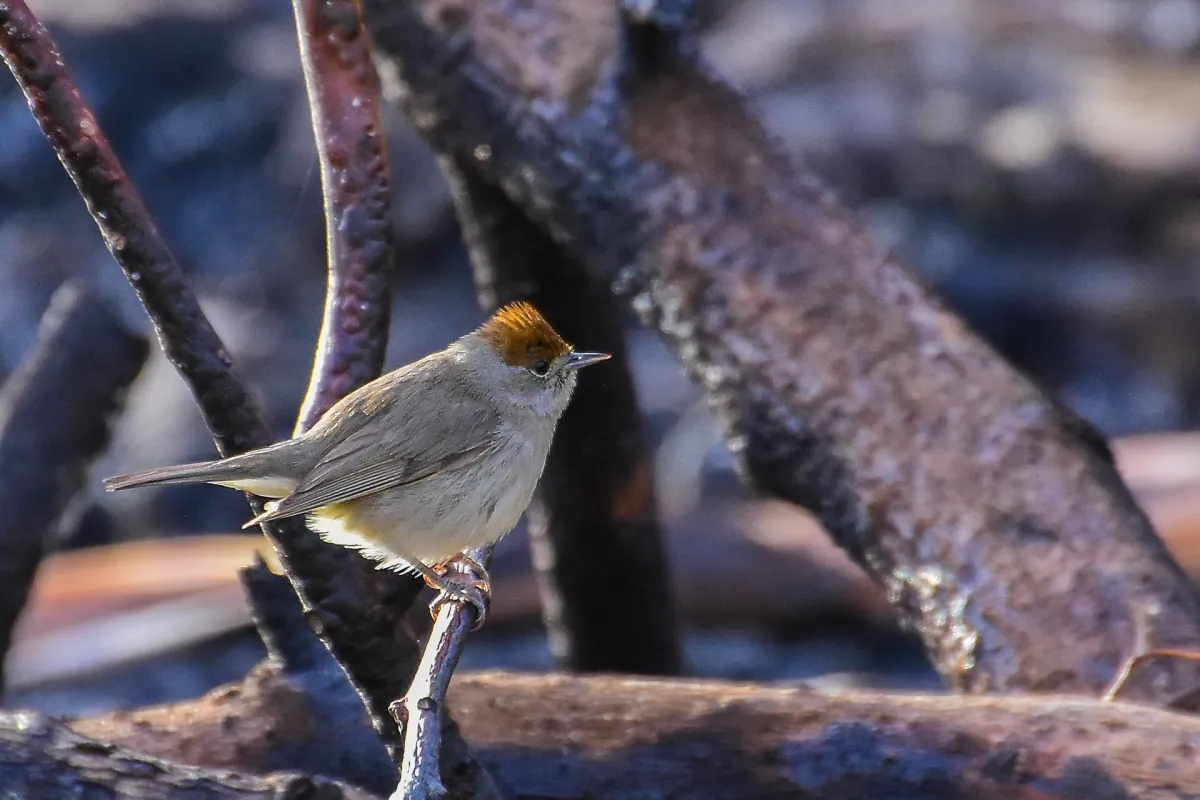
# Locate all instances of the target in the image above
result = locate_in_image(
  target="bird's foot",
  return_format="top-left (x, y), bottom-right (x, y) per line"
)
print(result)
top-left (421, 555), bottom-right (491, 630)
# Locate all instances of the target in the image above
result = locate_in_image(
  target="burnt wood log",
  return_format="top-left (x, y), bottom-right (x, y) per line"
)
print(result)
top-left (74, 667), bottom-right (1200, 800)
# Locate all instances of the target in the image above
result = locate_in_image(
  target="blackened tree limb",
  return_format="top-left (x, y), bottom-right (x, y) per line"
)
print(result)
top-left (361, 0), bottom-right (1200, 702)
top-left (0, 0), bottom-right (428, 761)
top-left (0, 710), bottom-right (382, 800)
top-left (453, 672), bottom-right (1200, 799)
top-left (239, 564), bottom-right (397, 794)
top-left (0, 282), bottom-right (147, 695)
top-left (78, 563), bottom-right (497, 800)
top-left (291, 0), bottom-right (396, 433)
top-left (448, 157), bottom-right (680, 673)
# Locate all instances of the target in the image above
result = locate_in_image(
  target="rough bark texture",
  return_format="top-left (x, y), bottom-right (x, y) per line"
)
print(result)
top-left (78, 661), bottom-right (391, 796)
top-left (0, 283), bottom-right (148, 695)
top-left (291, 0), bottom-right (396, 433)
top-left (72, 668), bottom-right (1200, 800)
top-left (447, 155), bottom-right (681, 674)
top-left (451, 672), bottom-right (1200, 800)
top-left (361, 0), bottom-right (1200, 702)
top-left (0, 710), bottom-right (382, 800)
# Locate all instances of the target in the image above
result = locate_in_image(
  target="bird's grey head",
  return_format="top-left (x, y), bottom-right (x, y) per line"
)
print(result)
top-left (462, 302), bottom-right (610, 418)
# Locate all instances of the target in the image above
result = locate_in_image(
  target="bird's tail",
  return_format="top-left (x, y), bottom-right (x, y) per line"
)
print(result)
top-left (103, 442), bottom-right (296, 498)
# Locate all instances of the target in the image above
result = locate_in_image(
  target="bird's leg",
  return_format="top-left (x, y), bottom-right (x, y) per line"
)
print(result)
top-left (419, 554), bottom-right (491, 629)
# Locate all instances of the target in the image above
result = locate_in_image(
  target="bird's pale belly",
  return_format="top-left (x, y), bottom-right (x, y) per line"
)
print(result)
top-left (305, 440), bottom-right (545, 570)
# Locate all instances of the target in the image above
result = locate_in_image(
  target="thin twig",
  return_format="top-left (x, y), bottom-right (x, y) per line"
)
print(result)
top-left (291, 0), bottom-right (396, 434)
top-left (391, 546), bottom-right (490, 800)
top-left (0, 0), bottom-right (425, 760)
top-left (448, 157), bottom-right (680, 673)
top-left (0, 282), bottom-right (148, 694)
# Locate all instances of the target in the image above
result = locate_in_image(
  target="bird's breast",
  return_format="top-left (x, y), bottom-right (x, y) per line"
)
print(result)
top-left (307, 425), bottom-right (553, 565)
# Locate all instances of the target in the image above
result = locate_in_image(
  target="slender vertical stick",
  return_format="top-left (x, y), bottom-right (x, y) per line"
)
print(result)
top-left (291, 0), bottom-right (396, 434)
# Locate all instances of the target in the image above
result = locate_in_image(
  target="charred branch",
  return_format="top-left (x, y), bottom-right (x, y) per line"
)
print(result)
top-left (0, 1), bottom-right (265, 456)
top-left (80, 563), bottom-right (497, 800)
top-left (291, 0), bottom-right (397, 433)
top-left (454, 672), bottom-right (1200, 799)
top-left (448, 157), bottom-right (681, 673)
top-left (74, 668), bottom-right (1200, 800)
top-left (0, 282), bottom-right (147, 694)
top-left (360, 0), bottom-right (1200, 702)
top-left (0, 709), bottom-right (381, 800)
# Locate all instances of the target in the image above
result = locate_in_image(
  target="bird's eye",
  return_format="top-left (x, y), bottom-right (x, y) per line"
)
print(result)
top-left (529, 359), bottom-right (551, 377)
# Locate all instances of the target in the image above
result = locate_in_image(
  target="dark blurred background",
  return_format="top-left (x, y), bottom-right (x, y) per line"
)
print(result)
top-left (7, 0), bottom-right (1200, 715)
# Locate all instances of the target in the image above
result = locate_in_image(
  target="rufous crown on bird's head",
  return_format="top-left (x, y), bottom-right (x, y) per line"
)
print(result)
top-left (479, 302), bottom-right (573, 367)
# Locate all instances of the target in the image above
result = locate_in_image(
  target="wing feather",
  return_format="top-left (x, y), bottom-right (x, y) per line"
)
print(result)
top-left (243, 372), bottom-right (500, 528)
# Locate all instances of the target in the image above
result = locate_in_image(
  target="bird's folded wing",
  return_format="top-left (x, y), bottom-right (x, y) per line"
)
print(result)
top-left (243, 392), bottom-right (500, 528)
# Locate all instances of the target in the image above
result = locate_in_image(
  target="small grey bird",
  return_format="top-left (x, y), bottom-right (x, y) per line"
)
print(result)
top-left (104, 302), bottom-right (610, 621)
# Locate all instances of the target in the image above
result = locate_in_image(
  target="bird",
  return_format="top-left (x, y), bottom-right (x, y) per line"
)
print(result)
top-left (103, 302), bottom-right (610, 623)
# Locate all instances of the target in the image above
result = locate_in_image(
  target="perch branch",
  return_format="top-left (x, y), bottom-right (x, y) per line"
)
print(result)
top-left (0, 0), bottom-right (428, 761)
top-left (390, 550), bottom-right (483, 799)
top-left (0, 710), bottom-right (382, 800)
top-left (0, 282), bottom-right (147, 693)
top-left (389, 547), bottom-right (499, 799)
top-left (291, 0), bottom-right (396, 433)
top-left (78, 560), bottom-right (499, 799)
top-left (361, 0), bottom-right (1200, 702)
top-left (448, 155), bottom-right (680, 673)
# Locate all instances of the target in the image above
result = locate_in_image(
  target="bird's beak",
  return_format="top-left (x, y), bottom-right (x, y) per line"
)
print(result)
top-left (565, 351), bottom-right (611, 370)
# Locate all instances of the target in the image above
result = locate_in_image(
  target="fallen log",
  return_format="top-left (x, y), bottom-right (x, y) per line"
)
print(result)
top-left (0, 709), bottom-right (381, 800)
top-left (71, 666), bottom-right (1200, 800)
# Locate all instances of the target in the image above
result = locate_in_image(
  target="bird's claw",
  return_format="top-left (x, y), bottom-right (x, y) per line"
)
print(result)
top-left (423, 557), bottom-right (491, 630)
